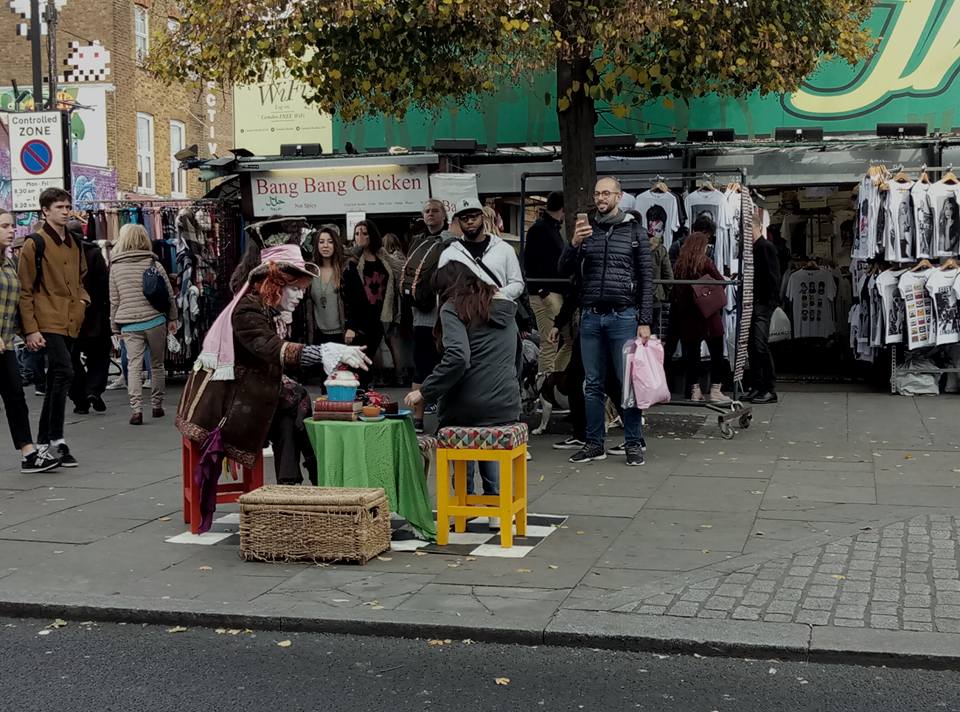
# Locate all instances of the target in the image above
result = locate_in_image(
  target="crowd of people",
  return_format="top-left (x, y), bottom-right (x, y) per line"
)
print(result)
top-left (1, 180), bottom-right (781, 498)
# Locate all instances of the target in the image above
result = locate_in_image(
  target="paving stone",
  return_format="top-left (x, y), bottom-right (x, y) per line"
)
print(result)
top-left (643, 594), bottom-right (676, 607)
top-left (903, 621), bottom-right (934, 632)
top-left (740, 592), bottom-right (770, 607)
top-left (703, 596), bottom-right (736, 611)
top-left (935, 604), bottom-right (960, 619)
top-left (697, 609), bottom-right (728, 619)
top-left (846, 570), bottom-right (873, 581)
top-left (690, 577), bottom-right (721, 590)
top-left (936, 591), bottom-right (960, 605)
top-left (902, 608), bottom-right (932, 622)
top-left (871, 588), bottom-right (901, 602)
top-left (731, 606), bottom-right (761, 621)
top-left (724, 572), bottom-right (755, 585)
top-left (714, 583), bottom-right (746, 598)
top-left (763, 613), bottom-right (793, 623)
top-left (834, 605), bottom-right (866, 619)
top-left (748, 580), bottom-right (776, 593)
top-left (795, 610), bottom-right (830, 625)
top-left (870, 602), bottom-right (901, 615)
top-left (773, 589), bottom-right (802, 602)
top-left (833, 618), bottom-right (865, 627)
top-left (801, 597), bottom-right (834, 611)
top-left (903, 595), bottom-right (932, 608)
top-left (935, 580), bottom-right (960, 592)
top-left (935, 619), bottom-right (960, 633)
top-left (782, 576), bottom-right (808, 589)
top-left (666, 601), bottom-right (701, 618)
top-left (838, 592), bottom-right (869, 605)
top-left (788, 566), bottom-right (814, 577)
top-left (636, 605), bottom-right (667, 615)
top-left (766, 600), bottom-right (798, 615)
top-left (841, 580), bottom-right (872, 593)
top-left (807, 585), bottom-right (839, 598)
top-left (870, 615), bottom-right (900, 629)
top-left (680, 588), bottom-right (711, 603)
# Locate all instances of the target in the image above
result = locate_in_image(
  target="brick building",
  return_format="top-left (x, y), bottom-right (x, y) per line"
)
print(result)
top-left (0, 0), bottom-right (233, 202)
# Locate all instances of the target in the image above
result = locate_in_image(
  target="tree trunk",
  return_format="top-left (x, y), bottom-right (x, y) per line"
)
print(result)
top-left (556, 52), bottom-right (596, 238)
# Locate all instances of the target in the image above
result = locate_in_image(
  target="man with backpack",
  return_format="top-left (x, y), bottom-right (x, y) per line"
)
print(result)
top-left (18, 187), bottom-right (89, 467)
top-left (558, 177), bottom-right (653, 467)
top-left (401, 199), bottom-right (450, 432)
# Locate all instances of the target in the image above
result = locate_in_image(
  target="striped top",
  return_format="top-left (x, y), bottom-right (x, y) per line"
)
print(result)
top-left (0, 256), bottom-right (20, 346)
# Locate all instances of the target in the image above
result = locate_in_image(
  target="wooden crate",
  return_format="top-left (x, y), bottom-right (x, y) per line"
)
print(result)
top-left (239, 486), bottom-right (391, 564)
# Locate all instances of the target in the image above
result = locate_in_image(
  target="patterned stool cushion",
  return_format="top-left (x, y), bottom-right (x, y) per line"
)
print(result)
top-left (436, 423), bottom-right (528, 450)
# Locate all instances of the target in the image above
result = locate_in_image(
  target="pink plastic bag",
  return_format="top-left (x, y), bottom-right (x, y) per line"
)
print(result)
top-left (631, 337), bottom-right (671, 410)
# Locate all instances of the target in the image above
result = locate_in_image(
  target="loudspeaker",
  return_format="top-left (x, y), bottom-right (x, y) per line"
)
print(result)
top-left (687, 128), bottom-right (735, 142)
top-left (774, 127), bottom-right (824, 142)
top-left (280, 143), bottom-right (323, 156)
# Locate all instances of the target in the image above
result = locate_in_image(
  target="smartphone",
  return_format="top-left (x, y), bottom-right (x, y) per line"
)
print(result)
top-left (576, 212), bottom-right (588, 224)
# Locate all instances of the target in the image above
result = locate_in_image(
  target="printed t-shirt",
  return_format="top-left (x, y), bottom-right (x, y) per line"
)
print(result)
top-left (898, 269), bottom-right (936, 349)
top-left (925, 268), bottom-right (960, 345)
top-left (875, 269), bottom-right (906, 344)
top-left (785, 268), bottom-right (838, 338)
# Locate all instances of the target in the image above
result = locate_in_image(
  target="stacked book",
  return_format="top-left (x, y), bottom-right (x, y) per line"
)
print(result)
top-left (312, 399), bottom-right (361, 421)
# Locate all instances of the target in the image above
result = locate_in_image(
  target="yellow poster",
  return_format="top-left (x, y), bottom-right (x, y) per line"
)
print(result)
top-left (234, 78), bottom-right (333, 156)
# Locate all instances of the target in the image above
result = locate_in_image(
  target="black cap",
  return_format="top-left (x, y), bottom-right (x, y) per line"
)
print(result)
top-left (546, 191), bottom-right (564, 212)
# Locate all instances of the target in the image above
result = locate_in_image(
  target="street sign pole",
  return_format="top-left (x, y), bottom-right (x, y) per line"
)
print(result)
top-left (61, 109), bottom-right (72, 193)
top-left (29, 0), bottom-right (43, 107)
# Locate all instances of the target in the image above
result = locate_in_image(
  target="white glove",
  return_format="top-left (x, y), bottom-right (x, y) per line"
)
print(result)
top-left (301, 343), bottom-right (371, 373)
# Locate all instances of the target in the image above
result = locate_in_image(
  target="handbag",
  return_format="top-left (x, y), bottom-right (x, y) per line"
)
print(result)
top-left (768, 306), bottom-right (791, 343)
top-left (143, 258), bottom-right (171, 315)
top-left (691, 276), bottom-right (728, 318)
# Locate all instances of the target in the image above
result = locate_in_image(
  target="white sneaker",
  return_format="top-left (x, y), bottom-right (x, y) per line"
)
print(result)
top-left (143, 378), bottom-right (152, 389)
top-left (488, 516), bottom-right (501, 531)
top-left (106, 376), bottom-right (126, 391)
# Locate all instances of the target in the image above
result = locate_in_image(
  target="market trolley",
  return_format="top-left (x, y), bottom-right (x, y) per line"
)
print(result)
top-left (519, 166), bottom-right (755, 440)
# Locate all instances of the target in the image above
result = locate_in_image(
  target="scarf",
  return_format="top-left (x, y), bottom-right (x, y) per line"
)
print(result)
top-left (195, 244), bottom-right (310, 381)
top-left (595, 208), bottom-right (625, 225)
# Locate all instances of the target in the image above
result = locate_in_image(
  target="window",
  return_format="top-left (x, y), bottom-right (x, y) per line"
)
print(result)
top-left (169, 120), bottom-right (186, 197)
top-left (136, 113), bottom-right (155, 193)
top-left (134, 6), bottom-right (149, 64)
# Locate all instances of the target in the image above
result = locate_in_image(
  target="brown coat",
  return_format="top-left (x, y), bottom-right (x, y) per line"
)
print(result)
top-left (17, 222), bottom-right (89, 337)
top-left (175, 292), bottom-right (304, 466)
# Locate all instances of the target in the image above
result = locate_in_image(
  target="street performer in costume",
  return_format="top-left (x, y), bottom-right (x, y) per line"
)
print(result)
top-left (176, 222), bottom-right (370, 532)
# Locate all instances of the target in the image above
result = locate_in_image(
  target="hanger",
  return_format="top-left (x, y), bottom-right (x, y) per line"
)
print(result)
top-left (918, 164), bottom-right (931, 184)
top-left (891, 164), bottom-right (910, 183)
top-left (651, 176), bottom-right (669, 193)
top-left (940, 165), bottom-right (958, 185)
top-left (698, 173), bottom-right (715, 191)
top-left (941, 257), bottom-right (959, 270)
top-left (911, 259), bottom-right (934, 271)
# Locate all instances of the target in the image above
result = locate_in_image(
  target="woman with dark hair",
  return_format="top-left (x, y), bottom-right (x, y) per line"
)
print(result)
top-left (404, 262), bottom-right (521, 530)
top-left (671, 231), bottom-right (730, 403)
top-left (346, 219), bottom-right (395, 387)
top-left (382, 232), bottom-right (409, 385)
top-left (306, 224), bottom-right (351, 346)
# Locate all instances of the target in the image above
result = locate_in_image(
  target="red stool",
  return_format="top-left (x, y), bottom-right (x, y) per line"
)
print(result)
top-left (181, 437), bottom-right (264, 534)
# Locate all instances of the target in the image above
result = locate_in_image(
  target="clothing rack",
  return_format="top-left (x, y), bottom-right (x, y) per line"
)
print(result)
top-left (519, 166), bottom-right (753, 439)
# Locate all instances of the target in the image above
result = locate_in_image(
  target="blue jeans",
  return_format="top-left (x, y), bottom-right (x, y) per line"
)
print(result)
top-left (120, 340), bottom-right (152, 381)
top-left (459, 461), bottom-right (500, 496)
top-left (580, 307), bottom-right (643, 448)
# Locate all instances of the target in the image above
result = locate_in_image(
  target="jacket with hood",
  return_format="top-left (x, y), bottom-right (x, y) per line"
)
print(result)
top-left (557, 211), bottom-right (653, 326)
top-left (438, 234), bottom-right (525, 302)
top-left (109, 249), bottom-right (178, 332)
top-left (420, 296), bottom-right (521, 428)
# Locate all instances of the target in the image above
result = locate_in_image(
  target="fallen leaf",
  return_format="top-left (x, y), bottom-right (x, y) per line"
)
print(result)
top-left (466, 557), bottom-right (477, 561)
top-left (517, 568), bottom-right (532, 573)
top-left (447, 563), bottom-right (460, 568)
top-left (831, 575), bottom-right (846, 580)
top-left (750, 490), bottom-right (763, 495)
top-left (227, 629), bottom-right (241, 635)
top-left (701, 549), bottom-right (711, 554)
top-left (538, 475), bottom-right (545, 482)
top-left (198, 566), bottom-right (213, 571)
top-left (215, 628), bottom-right (227, 634)
top-left (277, 640), bottom-right (292, 648)
top-left (414, 551), bottom-right (428, 556)
top-left (370, 605), bottom-right (385, 610)
top-left (575, 530), bottom-right (585, 535)
top-left (768, 667), bottom-right (777, 675)
top-left (548, 564), bottom-right (559, 570)
top-left (462, 639), bottom-right (474, 645)
top-left (37, 629), bottom-right (51, 636)
top-left (167, 626), bottom-right (188, 634)
top-left (158, 517), bottom-right (171, 522)
top-left (700, 524), bottom-right (713, 529)
top-left (904, 454), bottom-right (914, 460)
top-left (495, 677), bottom-right (511, 686)
top-left (428, 639), bottom-right (451, 646)
top-left (377, 556), bottom-right (393, 562)
top-left (47, 619), bottom-right (67, 629)
top-left (331, 599), bottom-right (350, 603)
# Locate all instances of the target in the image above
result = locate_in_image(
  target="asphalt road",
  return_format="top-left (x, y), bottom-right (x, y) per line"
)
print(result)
top-left (2, 617), bottom-right (959, 712)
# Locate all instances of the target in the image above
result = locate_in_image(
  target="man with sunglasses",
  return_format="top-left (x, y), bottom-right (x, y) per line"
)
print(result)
top-left (558, 177), bottom-right (653, 466)
top-left (438, 197), bottom-right (524, 301)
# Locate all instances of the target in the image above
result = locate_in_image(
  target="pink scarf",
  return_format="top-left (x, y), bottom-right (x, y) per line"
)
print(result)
top-left (195, 244), bottom-right (310, 381)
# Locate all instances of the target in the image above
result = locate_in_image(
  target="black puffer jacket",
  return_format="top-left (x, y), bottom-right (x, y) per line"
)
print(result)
top-left (557, 213), bottom-right (653, 325)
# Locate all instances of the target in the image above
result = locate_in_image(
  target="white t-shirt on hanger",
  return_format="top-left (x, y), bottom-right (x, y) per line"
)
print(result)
top-left (898, 269), bottom-right (936, 349)
top-left (786, 268), bottom-right (838, 339)
top-left (925, 268), bottom-right (960, 345)
top-left (875, 269), bottom-right (907, 344)
top-left (929, 182), bottom-right (960, 257)
top-left (853, 175), bottom-right (882, 259)
top-left (635, 190), bottom-right (681, 250)
top-left (911, 181), bottom-right (936, 259)
top-left (685, 189), bottom-right (732, 274)
top-left (885, 181), bottom-right (915, 263)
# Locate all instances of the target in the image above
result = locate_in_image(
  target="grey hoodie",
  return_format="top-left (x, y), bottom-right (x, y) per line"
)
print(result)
top-left (420, 296), bottom-right (521, 428)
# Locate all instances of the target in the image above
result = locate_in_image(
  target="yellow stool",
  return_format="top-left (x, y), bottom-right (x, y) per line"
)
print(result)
top-left (435, 423), bottom-right (528, 548)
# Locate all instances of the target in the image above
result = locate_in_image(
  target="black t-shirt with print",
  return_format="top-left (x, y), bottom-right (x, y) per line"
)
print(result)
top-left (461, 236), bottom-right (491, 261)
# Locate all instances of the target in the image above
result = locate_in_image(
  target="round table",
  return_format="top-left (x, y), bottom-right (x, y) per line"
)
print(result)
top-left (303, 417), bottom-right (436, 541)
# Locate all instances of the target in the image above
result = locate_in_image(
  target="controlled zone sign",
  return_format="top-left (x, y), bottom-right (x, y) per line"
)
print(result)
top-left (8, 112), bottom-right (66, 211)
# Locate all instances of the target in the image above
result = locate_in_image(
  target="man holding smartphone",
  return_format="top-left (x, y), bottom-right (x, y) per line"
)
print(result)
top-left (558, 177), bottom-right (653, 466)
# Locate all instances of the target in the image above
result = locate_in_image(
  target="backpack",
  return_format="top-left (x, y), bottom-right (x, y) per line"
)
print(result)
top-left (26, 232), bottom-right (82, 293)
top-left (142, 258), bottom-right (171, 315)
top-left (400, 235), bottom-right (443, 312)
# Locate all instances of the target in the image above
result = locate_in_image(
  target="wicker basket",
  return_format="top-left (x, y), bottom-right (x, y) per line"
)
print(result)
top-left (239, 485), bottom-right (391, 564)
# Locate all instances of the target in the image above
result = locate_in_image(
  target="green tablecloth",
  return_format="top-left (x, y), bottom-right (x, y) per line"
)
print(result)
top-left (304, 417), bottom-right (436, 541)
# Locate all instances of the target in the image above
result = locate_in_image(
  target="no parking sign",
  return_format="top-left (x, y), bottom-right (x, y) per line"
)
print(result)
top-left (8, 112), bottom-right (68, 211)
